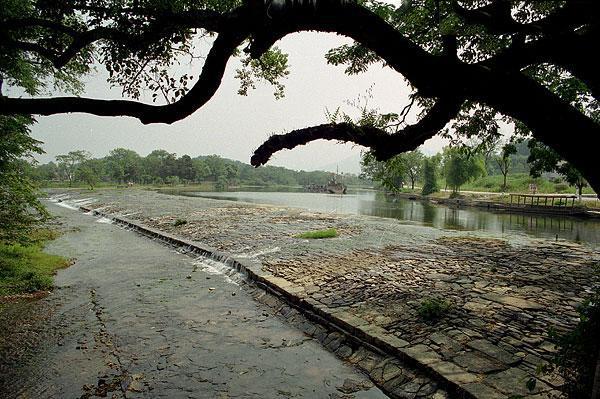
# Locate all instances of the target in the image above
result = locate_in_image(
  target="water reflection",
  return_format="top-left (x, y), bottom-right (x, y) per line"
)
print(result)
top-left (170, 190), bottom-right (600, 245)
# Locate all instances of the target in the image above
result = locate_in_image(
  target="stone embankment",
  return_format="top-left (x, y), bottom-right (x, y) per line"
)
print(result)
top-left (59, 188), bottom-right (598, 399)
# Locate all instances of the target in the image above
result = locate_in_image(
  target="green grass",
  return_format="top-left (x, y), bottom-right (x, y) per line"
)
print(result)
top-left (455, 173), bottom-right (596, 194)
top-left (0, 230), bottom-right (69, 297)
top-left (295, 228), bottom-right (338, 239)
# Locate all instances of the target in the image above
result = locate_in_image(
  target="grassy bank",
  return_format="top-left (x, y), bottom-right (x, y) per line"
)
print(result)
top-left (459, 173), bottom-right (595, 194)
top-left (0, 230), bottom-right (69, 297)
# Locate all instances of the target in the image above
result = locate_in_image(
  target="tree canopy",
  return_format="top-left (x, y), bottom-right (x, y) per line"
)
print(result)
top-left (33, 148), bottom-right (361, 189)
top-left (1, 0), bottom-right (598, 191)
top-left (443, 146), bottom-right (486, 193)
top-left (528, 139), bottom-right (588, 197)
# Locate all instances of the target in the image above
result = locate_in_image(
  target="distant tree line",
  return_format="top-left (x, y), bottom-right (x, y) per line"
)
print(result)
top-left (28, 148), bottom-right (364, 190)
top-left (361, 139), bottom-right (591, 197)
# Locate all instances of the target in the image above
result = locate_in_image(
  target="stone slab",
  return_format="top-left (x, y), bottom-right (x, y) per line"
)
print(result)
top-left (467, 339), bottom-right (521, 366)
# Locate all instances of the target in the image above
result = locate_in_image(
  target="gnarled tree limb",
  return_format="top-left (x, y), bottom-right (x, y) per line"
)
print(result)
top-left (1, 1), bottom-right (599, 192)
top-left (0, 30), bottom-right (247, 124)
top-left (453, 0), bottom-right (596, 35)
top-left (251, 96), bottom-right (463, 166)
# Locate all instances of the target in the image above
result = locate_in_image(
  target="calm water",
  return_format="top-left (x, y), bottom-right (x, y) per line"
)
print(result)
top-left (175, 190), bottom-right (600, 245)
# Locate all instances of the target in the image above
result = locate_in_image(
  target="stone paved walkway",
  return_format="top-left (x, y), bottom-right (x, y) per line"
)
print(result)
top-left (51, 189), bottom-right (600, 398)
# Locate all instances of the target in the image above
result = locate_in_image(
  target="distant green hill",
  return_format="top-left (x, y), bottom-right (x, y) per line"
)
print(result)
top-left (31, 149), bottom-right (366, 189)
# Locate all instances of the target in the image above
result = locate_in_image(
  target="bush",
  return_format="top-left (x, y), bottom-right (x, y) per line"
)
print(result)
top-left (543, 267), bottom-right (600, 398)
top-left (164, 175), bottom-right (180, 185)
top-left (417, 297), bottom-right (451, 321)
top-left (173, 219), bottom-right (187, 227)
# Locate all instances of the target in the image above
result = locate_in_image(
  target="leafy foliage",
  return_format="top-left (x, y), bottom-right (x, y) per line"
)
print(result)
top-left (56, 150), bottom-right (90, 186)
top-left (417, 297), bottom-right (451, 322)
top-left (361, 150), bottom-right (426, 192)
top-left (528, 139), bottom-right (588, 196)
top-left (496, 142), bottom-right (517, 191)
top-left (443, 146), bottom-right (486, 193)
top-left (2, 0), bottom-right (598, 195)
top-left (543, 266), bottom-right (600, 398)
top-left (0, 115), bottom-right (48, 244)
top-left (236, 47), bottom-right (289, 99)
top-left (361, 151), bottom-right (406, 192)
top-left (421, 157), bottom-right (439, 196)
top-left (30, 149), bottom-right (364, 189)
top-left (402, 150), bottom-right (424, 190)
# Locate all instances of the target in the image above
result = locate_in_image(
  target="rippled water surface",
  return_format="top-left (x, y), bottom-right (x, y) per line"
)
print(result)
top-left (176, 190), bottom-right (600, 245)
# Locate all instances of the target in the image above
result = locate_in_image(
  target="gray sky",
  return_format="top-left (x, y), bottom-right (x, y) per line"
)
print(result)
top-left (27, 32), bottom-right (449, 174)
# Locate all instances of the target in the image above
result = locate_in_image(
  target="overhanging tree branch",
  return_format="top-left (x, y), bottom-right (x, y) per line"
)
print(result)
top-left (0, 30), bottom-right (247, 124)
top-left (483, 28), bottom-right (600, 100)
top-left (1, 1), bottom-right (599, 192)
top-left (452, 0), bottom-right (596, 35)
top-left (0, 2), bottom-right (460, 124)
top-left (1, 10), bottom-right (225, 69)
top-left (251, 96), bottom-right (463, 166)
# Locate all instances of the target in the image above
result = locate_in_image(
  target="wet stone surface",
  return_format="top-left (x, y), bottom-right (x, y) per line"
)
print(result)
top-left (39, 189), bottom-right (600, 398)
top-left (1, 204), bottom-right (396, 398)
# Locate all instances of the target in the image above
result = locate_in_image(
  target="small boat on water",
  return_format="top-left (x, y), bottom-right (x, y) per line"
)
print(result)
top-left (326, 176), bottom-right (347, 194)
top-left (304, 174), bottom-right (347, 194)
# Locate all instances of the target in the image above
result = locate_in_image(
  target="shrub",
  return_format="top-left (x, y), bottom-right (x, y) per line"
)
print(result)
top-left (542, 267), bottom-right (600, 398)
top-left (417, 298), bottom-right (451, 321)
top-left (164, 175), bottom-right (180, 185)
top-left (173, 219), bottom-right (187, 227)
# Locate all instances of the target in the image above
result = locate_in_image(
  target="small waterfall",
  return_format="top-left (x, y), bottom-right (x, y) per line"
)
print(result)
top-left (191, 257), bottom-right (245, 285)
top-left (48, 194), bottom-right (97, 210)
top-left (235, 246), bottom-right (281, 259)
top-left (71, 204), bottom-right (251, 287)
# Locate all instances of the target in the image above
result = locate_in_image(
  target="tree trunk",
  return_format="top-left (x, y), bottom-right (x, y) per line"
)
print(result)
top-left (473, 70), bottom-right (600, 195)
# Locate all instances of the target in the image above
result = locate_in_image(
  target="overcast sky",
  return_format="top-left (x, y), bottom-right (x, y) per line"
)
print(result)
top-left (25, 32), bottom-right (449, 174)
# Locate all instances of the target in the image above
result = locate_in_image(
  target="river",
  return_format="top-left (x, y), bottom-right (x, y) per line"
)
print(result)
top-left (173, 189), bottom-right (600, 245)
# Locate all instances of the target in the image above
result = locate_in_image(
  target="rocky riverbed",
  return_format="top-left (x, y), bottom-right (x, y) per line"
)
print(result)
top-left (42, 189), bottom-right (600, 398)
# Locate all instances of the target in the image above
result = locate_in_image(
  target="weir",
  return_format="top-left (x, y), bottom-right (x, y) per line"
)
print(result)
top-left (61, 202), bottom-right (472, 398)
top-left (43, 191), bottom-right (597, 399)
